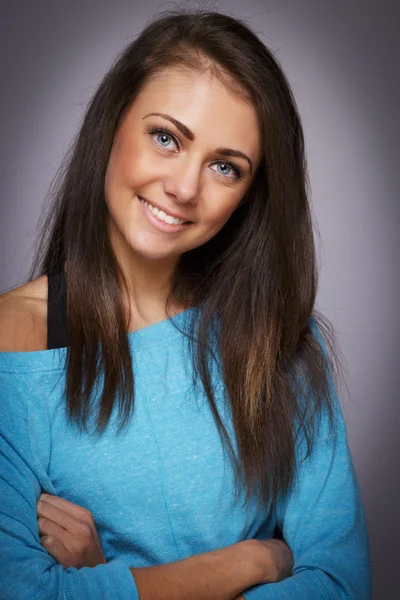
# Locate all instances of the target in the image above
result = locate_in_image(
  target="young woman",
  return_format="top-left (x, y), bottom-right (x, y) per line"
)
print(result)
top-left (0, 9), bottom-right (371, 600)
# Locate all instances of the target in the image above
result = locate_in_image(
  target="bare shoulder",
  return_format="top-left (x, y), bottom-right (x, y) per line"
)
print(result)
top-left (0, 276), bottom-right (48, 352)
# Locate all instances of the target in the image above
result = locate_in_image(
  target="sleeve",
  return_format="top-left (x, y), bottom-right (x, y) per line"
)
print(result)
top-left (0, 370), bottom-right (140, 600)
top-left (242, 318), bottom-right (372, 600)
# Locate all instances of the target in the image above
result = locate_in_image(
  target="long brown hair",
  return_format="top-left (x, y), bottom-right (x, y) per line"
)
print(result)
top-left (31, 7), bottom-right (346, 508)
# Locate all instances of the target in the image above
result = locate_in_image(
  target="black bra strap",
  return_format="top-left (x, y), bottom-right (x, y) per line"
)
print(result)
top-left (47, 270), bottom-right (67, 349)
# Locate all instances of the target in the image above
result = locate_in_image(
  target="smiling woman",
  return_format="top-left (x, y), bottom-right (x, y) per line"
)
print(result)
top-left (0, 6), bottom-right (371, 600)
top-left (104, 67), bottom-right (261, 272)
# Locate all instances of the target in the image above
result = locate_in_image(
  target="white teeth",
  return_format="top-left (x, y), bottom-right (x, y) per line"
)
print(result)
top-left (140, 198), bottom-right (187, 225)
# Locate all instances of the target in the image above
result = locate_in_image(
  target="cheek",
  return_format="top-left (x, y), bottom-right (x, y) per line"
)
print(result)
top-left (192, 198), bottom-right (241, 247)
top-left (204, 197), bottom-right (242, 229)
top-left (107, 138), bottom-right (153, 191)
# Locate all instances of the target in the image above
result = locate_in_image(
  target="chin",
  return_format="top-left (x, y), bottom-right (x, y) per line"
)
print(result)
top-left (128, 242), bottom-right (182, 262)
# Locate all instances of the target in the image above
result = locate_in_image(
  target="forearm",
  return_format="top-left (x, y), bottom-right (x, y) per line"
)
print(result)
top-left (241, 567), bottom-right (369, 600)
top-left (130, 541), bottom-right (261, 600)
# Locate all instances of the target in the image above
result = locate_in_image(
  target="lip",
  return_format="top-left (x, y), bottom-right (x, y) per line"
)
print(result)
top-left (138, 196), bottom-right (192, 223)
top-left (138, 196), bottom-right (193, 234)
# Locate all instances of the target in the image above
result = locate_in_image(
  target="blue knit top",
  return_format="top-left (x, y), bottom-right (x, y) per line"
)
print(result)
top-left (0, 310), bottom-right (371, 599)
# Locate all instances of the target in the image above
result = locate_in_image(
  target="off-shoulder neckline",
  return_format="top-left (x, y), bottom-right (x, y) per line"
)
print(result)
top-left (0, 306), bottom-right (197, 372)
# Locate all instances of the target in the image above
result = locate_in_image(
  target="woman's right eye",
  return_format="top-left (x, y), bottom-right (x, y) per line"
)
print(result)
top-left (148, 127), bottom-right (179, 151)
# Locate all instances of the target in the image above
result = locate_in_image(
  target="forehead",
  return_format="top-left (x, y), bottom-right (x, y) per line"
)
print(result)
top-left (126, 67), bottom-right (261, 157)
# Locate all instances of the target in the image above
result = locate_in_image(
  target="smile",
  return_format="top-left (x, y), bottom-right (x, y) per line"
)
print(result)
top-left (140, 198), bottom-right (189, 224)
top-left (138, 197), bottom-right (193, 234)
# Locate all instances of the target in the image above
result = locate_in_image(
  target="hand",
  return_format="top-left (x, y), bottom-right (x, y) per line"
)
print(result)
top-left (257, 538), bottom-right (294, 583)
top-left (36, 493), bottom-right (107, 569)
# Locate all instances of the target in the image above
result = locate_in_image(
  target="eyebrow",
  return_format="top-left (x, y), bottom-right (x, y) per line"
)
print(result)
top-left (142, 112), bottom-right (253, 174)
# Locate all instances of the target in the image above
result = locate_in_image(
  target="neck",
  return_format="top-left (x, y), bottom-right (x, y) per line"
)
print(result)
top-left (109, 226), bottom-right (185, 330)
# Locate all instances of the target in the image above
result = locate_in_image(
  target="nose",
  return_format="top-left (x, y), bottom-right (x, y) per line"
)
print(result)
top-left (162, 154), bottom-right (202, 205)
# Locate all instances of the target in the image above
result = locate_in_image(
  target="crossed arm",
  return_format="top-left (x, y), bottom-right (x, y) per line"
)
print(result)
top-left (36, 492), bottom-right (292, 600)
top-left (0, 334), bottom-right (371, 599)
top-left (32, 404), bottom-right (372, 600)
top-left (0, 376), bottom-right (371, 600)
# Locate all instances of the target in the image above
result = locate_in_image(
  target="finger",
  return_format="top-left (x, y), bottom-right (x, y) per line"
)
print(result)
top-left (38, 516), bottom-right (77, 550)
top-left (39, 494), bottom-right (92, 521)
top-left (37, 499), bottom-right (83, 535)
top-left (40, 535), bottom-right (77, 569)
top-left (38, 512), bottom-right (100, 560)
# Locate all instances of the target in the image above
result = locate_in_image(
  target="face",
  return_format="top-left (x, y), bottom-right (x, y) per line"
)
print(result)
top-left (104, 67), bottom-right (262, 266)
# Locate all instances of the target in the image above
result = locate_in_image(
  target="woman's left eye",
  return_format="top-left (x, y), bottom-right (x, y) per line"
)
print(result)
top-left (211, 162), bottom-right (242, 180)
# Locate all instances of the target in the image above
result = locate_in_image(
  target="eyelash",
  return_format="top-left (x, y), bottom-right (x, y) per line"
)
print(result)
top-left (147, 126), bottom-right (244, 181)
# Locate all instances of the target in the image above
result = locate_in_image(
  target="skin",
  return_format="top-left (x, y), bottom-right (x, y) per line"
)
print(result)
top-left (0, 66), bottom-right (292, 592)
top-left (0, 66), bottom-right (262, 344)
top-left (104, 66), bottom-right (262, 328)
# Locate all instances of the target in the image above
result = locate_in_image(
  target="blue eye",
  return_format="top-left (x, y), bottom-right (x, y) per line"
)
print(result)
top-left (147, 127), bottom-right (243, 180)
top-left (212, 162), bottom-right (242, 180)
top-left (148, 127), bottom-right (179, 150)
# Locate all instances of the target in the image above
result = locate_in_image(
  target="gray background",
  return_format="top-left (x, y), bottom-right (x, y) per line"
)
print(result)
top-left (1, 0), bottom-right (398, 597)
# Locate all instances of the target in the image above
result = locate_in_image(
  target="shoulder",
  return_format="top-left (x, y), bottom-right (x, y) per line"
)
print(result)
top-left (0, 276), bottom-right (48, 352)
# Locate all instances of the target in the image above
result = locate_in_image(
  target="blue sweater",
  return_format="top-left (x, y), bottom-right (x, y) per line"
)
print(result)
top-left (0, 310), bottom-right (371, 599)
